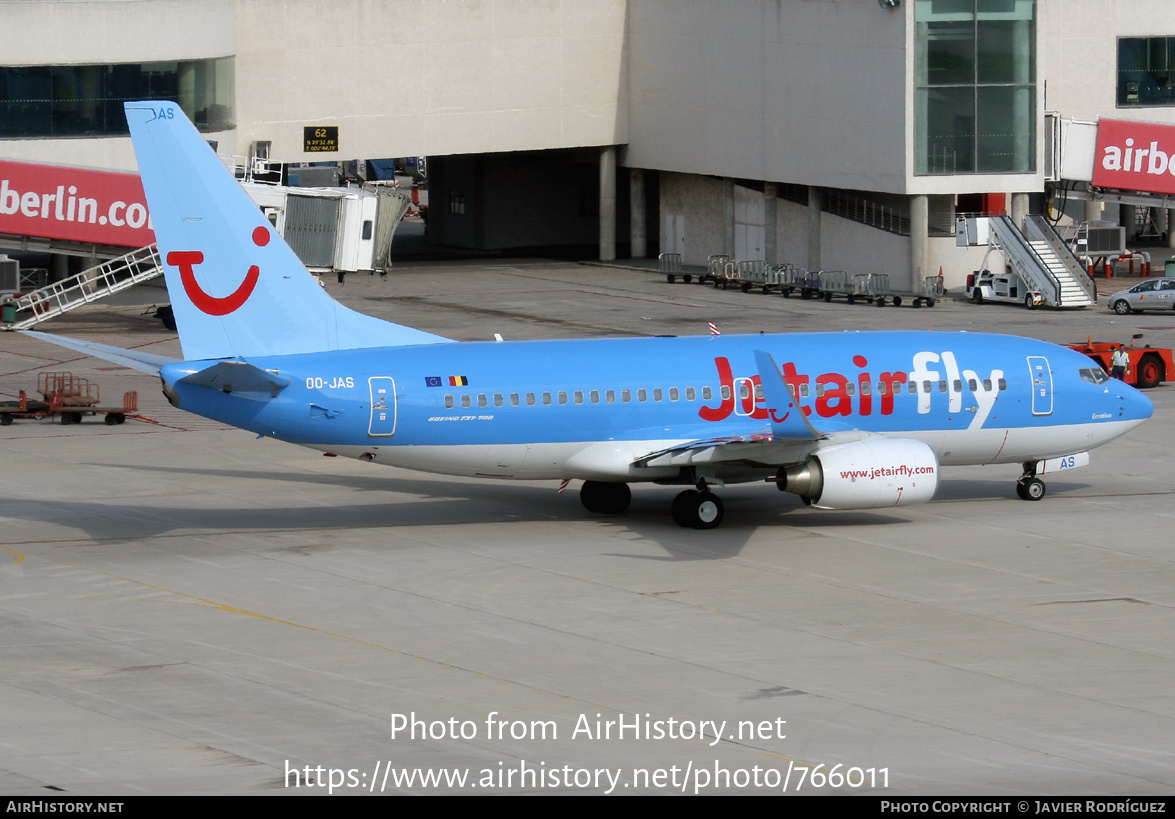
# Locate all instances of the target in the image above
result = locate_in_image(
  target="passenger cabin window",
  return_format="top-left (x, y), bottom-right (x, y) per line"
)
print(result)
top-left (445, 395), bottom-right (454, 408)
top-left (622, 389), bottom-right (631, 403)
top-left (461, 394), bottom-right (471, 408)
top-left (703, 386), bottom-right (713, 400)
top-left (526, 393), bottom-right (536, 406)
top-left (686, 387), bottom-right (696, 401)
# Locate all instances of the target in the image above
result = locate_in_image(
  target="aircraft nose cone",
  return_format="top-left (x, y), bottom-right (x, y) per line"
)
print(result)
top-left (1118, 382), bottom-right (1154, 423)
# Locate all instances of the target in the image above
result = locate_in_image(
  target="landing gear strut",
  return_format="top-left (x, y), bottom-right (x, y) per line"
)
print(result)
top-left (580, 481), bottom-right (631, 514)
top-left (671, 480), bottom-right (725, 529)
top-left (1016, 462), bottom-right (1046, 501)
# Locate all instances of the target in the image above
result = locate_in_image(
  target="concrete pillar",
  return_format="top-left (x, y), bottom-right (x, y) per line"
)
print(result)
top-left (1168, 208), bottom-right (1175, 248)
top-left (629, 169), bottom-right (646, 259)
top-left (910, 194), bottom-right (928, 293)
top-left (807, 186), bottom-right (823, 271)
top-left (51, 253), bottom-right (70, 284)
top-left (1084, 200), bottom-right (1102, 223)
top-left (1010, 192), bottom-right (1029, 230)
top-left (1121, 203), bottom-right (1137, 242)
top-left (722, 178), bottom-right (735, 257)
top-left (764, 182), bottom-right (778, 265)
top-left (599, 146), bottom-right (616, 261)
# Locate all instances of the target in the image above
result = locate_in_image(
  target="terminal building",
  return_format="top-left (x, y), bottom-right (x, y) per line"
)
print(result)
top-left (2, 0), bottom-right (1175, 292)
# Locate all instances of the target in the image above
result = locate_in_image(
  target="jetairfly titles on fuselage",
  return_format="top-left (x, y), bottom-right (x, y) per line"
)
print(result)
top-left (160, 330), bottom-right (1141, 476)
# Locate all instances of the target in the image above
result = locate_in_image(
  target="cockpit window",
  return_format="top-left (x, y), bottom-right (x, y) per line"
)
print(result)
top-left (1080, 367), bottom-right (1110, 385)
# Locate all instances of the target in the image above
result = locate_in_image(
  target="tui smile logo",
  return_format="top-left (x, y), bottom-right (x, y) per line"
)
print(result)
top-left (167, 226), bottom-right (269, 315)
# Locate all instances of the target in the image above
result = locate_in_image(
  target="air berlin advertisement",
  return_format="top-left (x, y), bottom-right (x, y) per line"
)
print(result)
top-left (0, 159), bottom-right (154, 247)
top-left (1093, 118), bottom-right (1175, 196)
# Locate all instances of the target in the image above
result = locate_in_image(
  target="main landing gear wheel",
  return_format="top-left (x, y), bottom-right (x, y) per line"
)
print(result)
top-left (580, 480), bottom-right (631, 514)
top-left (1016, 476), bottom-right (1046, 501)
top-left (671, 489), bottom-right (725, 529)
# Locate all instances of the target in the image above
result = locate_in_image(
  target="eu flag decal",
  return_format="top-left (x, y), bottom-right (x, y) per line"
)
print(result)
top-left (425, 376), bottom-right (443, 387)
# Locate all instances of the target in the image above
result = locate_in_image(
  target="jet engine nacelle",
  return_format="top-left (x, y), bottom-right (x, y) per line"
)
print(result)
top-left (776, 438), bottom-right (939, 509)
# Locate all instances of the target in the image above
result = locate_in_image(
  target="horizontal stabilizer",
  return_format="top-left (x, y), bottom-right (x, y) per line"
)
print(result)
top-left (178, 361), bottom-right (292, 395)
top-left (21, 330), bottom-right (177, 374)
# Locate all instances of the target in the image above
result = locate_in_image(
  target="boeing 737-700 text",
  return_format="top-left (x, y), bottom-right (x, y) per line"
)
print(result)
top-left (26, 102), bottom-right (1154, 529)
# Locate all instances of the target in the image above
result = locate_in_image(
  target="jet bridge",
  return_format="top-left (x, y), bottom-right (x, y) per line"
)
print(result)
top-left (956, 214), bottom-right (1096, 308)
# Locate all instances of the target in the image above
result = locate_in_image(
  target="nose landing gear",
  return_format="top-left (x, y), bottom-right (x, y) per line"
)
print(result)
top-left (1016, 462), bottom-right (1046, 501)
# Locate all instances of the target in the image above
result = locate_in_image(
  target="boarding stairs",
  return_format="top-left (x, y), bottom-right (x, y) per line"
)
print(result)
top-left (986, 215), bottom-right (1096, 308)
top-left (2, 244), bottom-right (163, 330)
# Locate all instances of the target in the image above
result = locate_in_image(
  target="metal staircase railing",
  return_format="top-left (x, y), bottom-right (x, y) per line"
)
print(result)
top-left (1023, 215), bottom-right (1097, 306)
top-left (987, 216), bottom-right (1093, 308)
top-left (2, 244), bottom-right (163, 331)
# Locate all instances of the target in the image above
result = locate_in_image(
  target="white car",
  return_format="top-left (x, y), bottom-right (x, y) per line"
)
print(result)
top-left (1108, 278), bottom-right (1175, 314)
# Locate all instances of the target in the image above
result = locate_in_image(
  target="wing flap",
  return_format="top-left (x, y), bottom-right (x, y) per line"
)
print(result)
top-left (634, 429), bottom-right (880, 469)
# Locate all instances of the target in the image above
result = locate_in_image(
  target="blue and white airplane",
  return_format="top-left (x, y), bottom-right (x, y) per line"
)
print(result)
top-left (28, 101), bottom-right (1154, 529)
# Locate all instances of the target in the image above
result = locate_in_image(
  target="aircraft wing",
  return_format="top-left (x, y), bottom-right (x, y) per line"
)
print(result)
top-left (633, 427), bottom-right (881, 469)
top-left (634, 347), bottom-right (844, 468)
top-left (21, 330), bottom-right (178, 374)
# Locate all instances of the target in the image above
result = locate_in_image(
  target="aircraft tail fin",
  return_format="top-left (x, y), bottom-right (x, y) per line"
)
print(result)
top-left (124, 101), bottom-right (450, 361)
